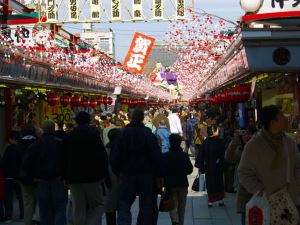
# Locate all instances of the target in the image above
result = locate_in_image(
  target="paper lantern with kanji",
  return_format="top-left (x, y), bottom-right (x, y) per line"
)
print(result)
top-left (71, 96), bottom-right (81, 107)
top-left (89, 99), bottom-right (97, 108)
top-left (47, 93), bottom-right (59, 106)
top-left (102, 96), bottom-right (108, 105)
top-left (97, 97), bottom-right (103, 105)
top-left (60, 95), bottom-right (71, 107)
top-left (107, 97), bottom-right (113, 105)
top-left (82, 99), bottom-right (90, 108)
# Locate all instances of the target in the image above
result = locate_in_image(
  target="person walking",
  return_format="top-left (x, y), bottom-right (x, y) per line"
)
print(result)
top-left (25, 120), bottom-right (67, 225)
top-left (197, 125), bottom-right (225, 207)
top-left (238, 105), bottom-right (300, 223)
top-left (155, 120), bottom-right (171, 154)
top-left (168, 108), bottom-right (183, 136)
top-left (110, 108), bottom-right (163, 225)
top-left (1, 131), bottom-right (24, 222)
top-left (163, 134), bottom-right (193, 225)
top-left (62, 111), bottom-right (108, 225)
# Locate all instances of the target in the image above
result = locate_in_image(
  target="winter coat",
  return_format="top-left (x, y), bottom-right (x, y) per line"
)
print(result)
top-left (162, 147), bottom-right (193, 188)
top-left (25, 134), bottom-right (63, 181)
top-left (110, 122), bottom-right (162, 177)
top-left (155, 126), bottom-right (171, 154)
top-left (62, 124), bottom-right (108, 184)
top-left (1, 144), bottom-right (19, 179)
top-left (238, 131), bottom-right (300, 205)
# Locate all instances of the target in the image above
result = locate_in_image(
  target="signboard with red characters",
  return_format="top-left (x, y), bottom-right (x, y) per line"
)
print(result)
top-left (124, 32), bottom-right (155, 74)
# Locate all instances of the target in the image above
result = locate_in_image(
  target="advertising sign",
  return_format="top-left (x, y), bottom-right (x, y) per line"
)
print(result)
top-left (90, 0), bottom-right (102, 21)
top-left (153, 0), bottom-right (163, 19)
top-left (259, 0), bottom-right (300, 13)
top-left (124, 32), bottom-right (155, 74)
top-left (176, 0), bottom-right (185, 19)
top-left (111, 0), bottom-right (121, 21)
top-left (133, 0), bottom-right (143, 20)
top-left (46, 0), bottom-right (57, 22)
top-left (68, 0), bottom-right (79, 22)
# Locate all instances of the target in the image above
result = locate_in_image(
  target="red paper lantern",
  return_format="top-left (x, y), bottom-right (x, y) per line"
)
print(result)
top-left (47, 93), bottom-right (59, 106)
top-left (82, 99), bottom-right (90, 108)
top-left (97, 97), bottom-right (103, 105)
top-left (60, 95), bottom-right (71, 107)
top-left (71, 96), bottom-right (81, 107)
top-left (102, 96), bottom-right (108, 105)
top-left (107, 97), bottom-right (113, 105)
top-left (89, 99), bottom-right (97, 108)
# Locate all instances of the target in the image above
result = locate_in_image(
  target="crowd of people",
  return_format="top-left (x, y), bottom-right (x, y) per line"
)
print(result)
top-left (0, 104), bottom-right (300, 225)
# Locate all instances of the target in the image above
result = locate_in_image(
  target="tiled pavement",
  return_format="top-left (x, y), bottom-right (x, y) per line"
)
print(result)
top-left (0, 160), bottom-right (241, 225)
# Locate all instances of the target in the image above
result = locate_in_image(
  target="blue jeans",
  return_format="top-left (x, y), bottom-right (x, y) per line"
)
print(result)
top-left (117, 174), bottom-right (157, 225)
top-left (37, 179), bottom-right (68, 225)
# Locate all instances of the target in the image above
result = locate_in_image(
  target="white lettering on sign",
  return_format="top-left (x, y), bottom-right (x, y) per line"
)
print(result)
top-left (127, 53), bottom-right (145, 71)
top-left (133, 36), bottom-right (152, 55)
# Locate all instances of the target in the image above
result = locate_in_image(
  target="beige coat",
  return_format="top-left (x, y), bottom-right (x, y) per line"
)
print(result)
top-left (238, 132), bottom-right (300, 206)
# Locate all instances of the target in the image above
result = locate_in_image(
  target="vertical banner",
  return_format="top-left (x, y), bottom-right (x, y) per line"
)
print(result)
top-left (176, 0), bottom-right (185, 19)
top-left (68, 0), bottom-right (79, 22)
top-left (111, 0), bottom-right (121, 21)
top-left (124, 32), bottom-right (155, 74)
top-left (46, 0), bottom-right (57, 22)
top-left (153, 0), bottom-right (163, 19)
top-left (90, 0), bottom-right (101, 20)
top-left (132, 0), bottom-right (143, 20)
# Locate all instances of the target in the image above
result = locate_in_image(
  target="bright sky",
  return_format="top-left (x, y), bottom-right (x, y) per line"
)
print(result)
top-left (64, 1), bottom-right (244, 62)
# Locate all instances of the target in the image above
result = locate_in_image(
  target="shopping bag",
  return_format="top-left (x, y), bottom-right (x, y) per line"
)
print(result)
top-left (246, 192), bottom-right (270, 225)
top-left (159, 188), bottom-right (174, 212)
top-left (192, 174), bottom-right (199, 192)
top-left (199, 173), bottom-right (206, 192)
top-left (268, 187), bottom-right (299, 225)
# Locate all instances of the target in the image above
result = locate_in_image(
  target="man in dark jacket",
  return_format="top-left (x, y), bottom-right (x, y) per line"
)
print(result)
top-left (25, 120), bottom-right (67, 225)
top-left (163, 134), bottom-right (193, 225)
top-left (62, 111), bottom-right (108, 225)
top-left (110, 108), bottom-right (163, 225)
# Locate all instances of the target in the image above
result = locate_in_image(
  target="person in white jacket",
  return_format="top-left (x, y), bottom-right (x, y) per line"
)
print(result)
top-left (168, 108), bottom-right (183, 136)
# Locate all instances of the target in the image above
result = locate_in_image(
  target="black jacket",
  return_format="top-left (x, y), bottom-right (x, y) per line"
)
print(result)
top-left (163, 147), bottom-right (193, 188)
top-left (110, 122), bottom-right (162, 177)
top-left (62, 124), bottom-right (108, 184)
top-left (1, 144), bottom-right (19, 179)
top-left (24, 134), bottom-right (63, 180)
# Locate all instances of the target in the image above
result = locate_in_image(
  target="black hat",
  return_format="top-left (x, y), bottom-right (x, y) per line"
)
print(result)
top-left (75, 111), bottom-right (91, 125)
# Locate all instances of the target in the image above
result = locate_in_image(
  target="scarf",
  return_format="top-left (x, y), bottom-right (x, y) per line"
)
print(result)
top-left (261, 128), bottom-right (284, 169)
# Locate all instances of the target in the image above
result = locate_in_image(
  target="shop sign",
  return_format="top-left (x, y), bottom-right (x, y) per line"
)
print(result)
top-left (111, 0), bottom-right (121, 21)
top-left (68, 0), bottom-right (79, 22)
top-left (46, 0), bottom-right (57, 22)
top-left (176, 0), bottom-right (185, 19)
top-left (153, 0), bottom-right (163, 19)
top-left (43, 102), bottom-right (73, 124)
top-left (124, 32), bottom-right (155, 74)
top-left (90, 0), bottom-right (102, 21)
top-left (133, 0), bottom-right (143, 20)
top-left (259, 0), bottom-right (300, 13)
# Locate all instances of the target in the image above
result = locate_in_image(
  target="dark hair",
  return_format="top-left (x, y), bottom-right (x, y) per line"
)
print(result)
top-left (108, 128), bottom-right (121, 143)
top-left (57, 121), bottom-right (64, 129)
top-left (131, 108), bottom-right (144, 123)
top-left (9, 130), bottom-right (21, 141)
top-left (169, 134), bottom-right (182, 148)
top-left (171, 108), bottom-right (179, 113)
top-left (75, 111), bottom-right (91, 125)
top-left (207, 125), bottom-right (217, 137)
top-left (260, 105), bottom-right (280, 130)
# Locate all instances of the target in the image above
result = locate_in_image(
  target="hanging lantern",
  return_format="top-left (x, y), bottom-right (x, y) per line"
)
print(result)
top-left (82, 99), bottom-right (90, 108)
top-left (60, 95), bottom-right (71, 107)
top-left (107, 97), bottom-right (113, 105)
top-left (240, 0), bottom-right (263, 13)
top-left (102, 96), bottom-right (108, 105)
top-left (71, 96), bottom-right (81, 107)
top-left (89, 99), bottom-right (97, 108)
top-left (47, 93), bottom-right (59, 106)
top-left (97, 96), bottom-right (103, 105)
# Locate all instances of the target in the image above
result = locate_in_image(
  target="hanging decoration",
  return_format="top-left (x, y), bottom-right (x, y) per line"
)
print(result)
top-left (60, 95), bottom-right (71, 107)
top-left (111, 0), bottom-right (121, 21)
top-left (47, 93), bottom-right (59, 106)
top-left (133, 0), bottom-right (143, 20)
top-left (153, 0), bottom-right (163, 19)
top-left (71, 96), bottom-right (81, 107)
top-left (46, 0), bottom-right (58, 22)
top-left (90, 0), bottom-right (102, 20)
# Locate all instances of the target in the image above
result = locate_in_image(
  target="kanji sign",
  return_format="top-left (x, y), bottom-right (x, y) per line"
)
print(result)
top-left (153, 0), bottom-right (163, 19)
top-left (68, 0), bottom-right (79, 21)
top-left (46, 0), bottom-right (57, 22)
top-left (124, 32), bottom-right (155, 74)
top-left (176, 0), bottom-right (185, 19)
top-left (111, 0), bottom-right (121, 21)
top-left (133, 0), bottom-right (143, 20)
top-left (90, 0), bottom-right (102, 20)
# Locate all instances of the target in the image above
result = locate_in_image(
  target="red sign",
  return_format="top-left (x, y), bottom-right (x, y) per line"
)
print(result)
top-left (124, 32), bottom-right (155, 74)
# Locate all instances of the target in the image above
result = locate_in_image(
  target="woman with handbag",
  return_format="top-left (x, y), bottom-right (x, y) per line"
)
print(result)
top-left (162, 134), bottom-right (193, 225)
top-left (239, 105), bottom-right (300, 225)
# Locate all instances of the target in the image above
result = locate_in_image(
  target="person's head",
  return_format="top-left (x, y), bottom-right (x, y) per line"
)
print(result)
top-left (75, 111), bottom-right (91, 125)
top-left (159, 119), bottom-right (166, 126)
top-left (108, 128), bottom-right (121, 144)
top-left (169, 134), bottom-right (182, 149)
top-left (42, 120), bottom-right (55, 135)
top-left (66, 123), bottom-right (74, 131)
top-left (207, 125), bottom-right (218, 137)
top-left (239, 125), bottom-right (257, 143)
top-left (144, 115), bottom-right (151, 124)
top-left (57, 121), bottom-right (64, 130)
top-left (260, 105), bottom-right (287, 134)
top-left (9, 130), bottom-right (21, 144)
top-left (131, 108), bottom-right (144, 123)
top-left (171, 108), bottom-right (179, 114)
top-left (22, 122), bottom-right (36, 137)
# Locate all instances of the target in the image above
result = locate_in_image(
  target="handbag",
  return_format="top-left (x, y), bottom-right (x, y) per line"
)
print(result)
top-left (159, 188), bottom-right (174, 212)
top-left (268, 143), bottom-right (299, 225)
top-left (246, 191), bottom-right (270, 225)
top-left (192, 173), bottom-right (200, 192)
